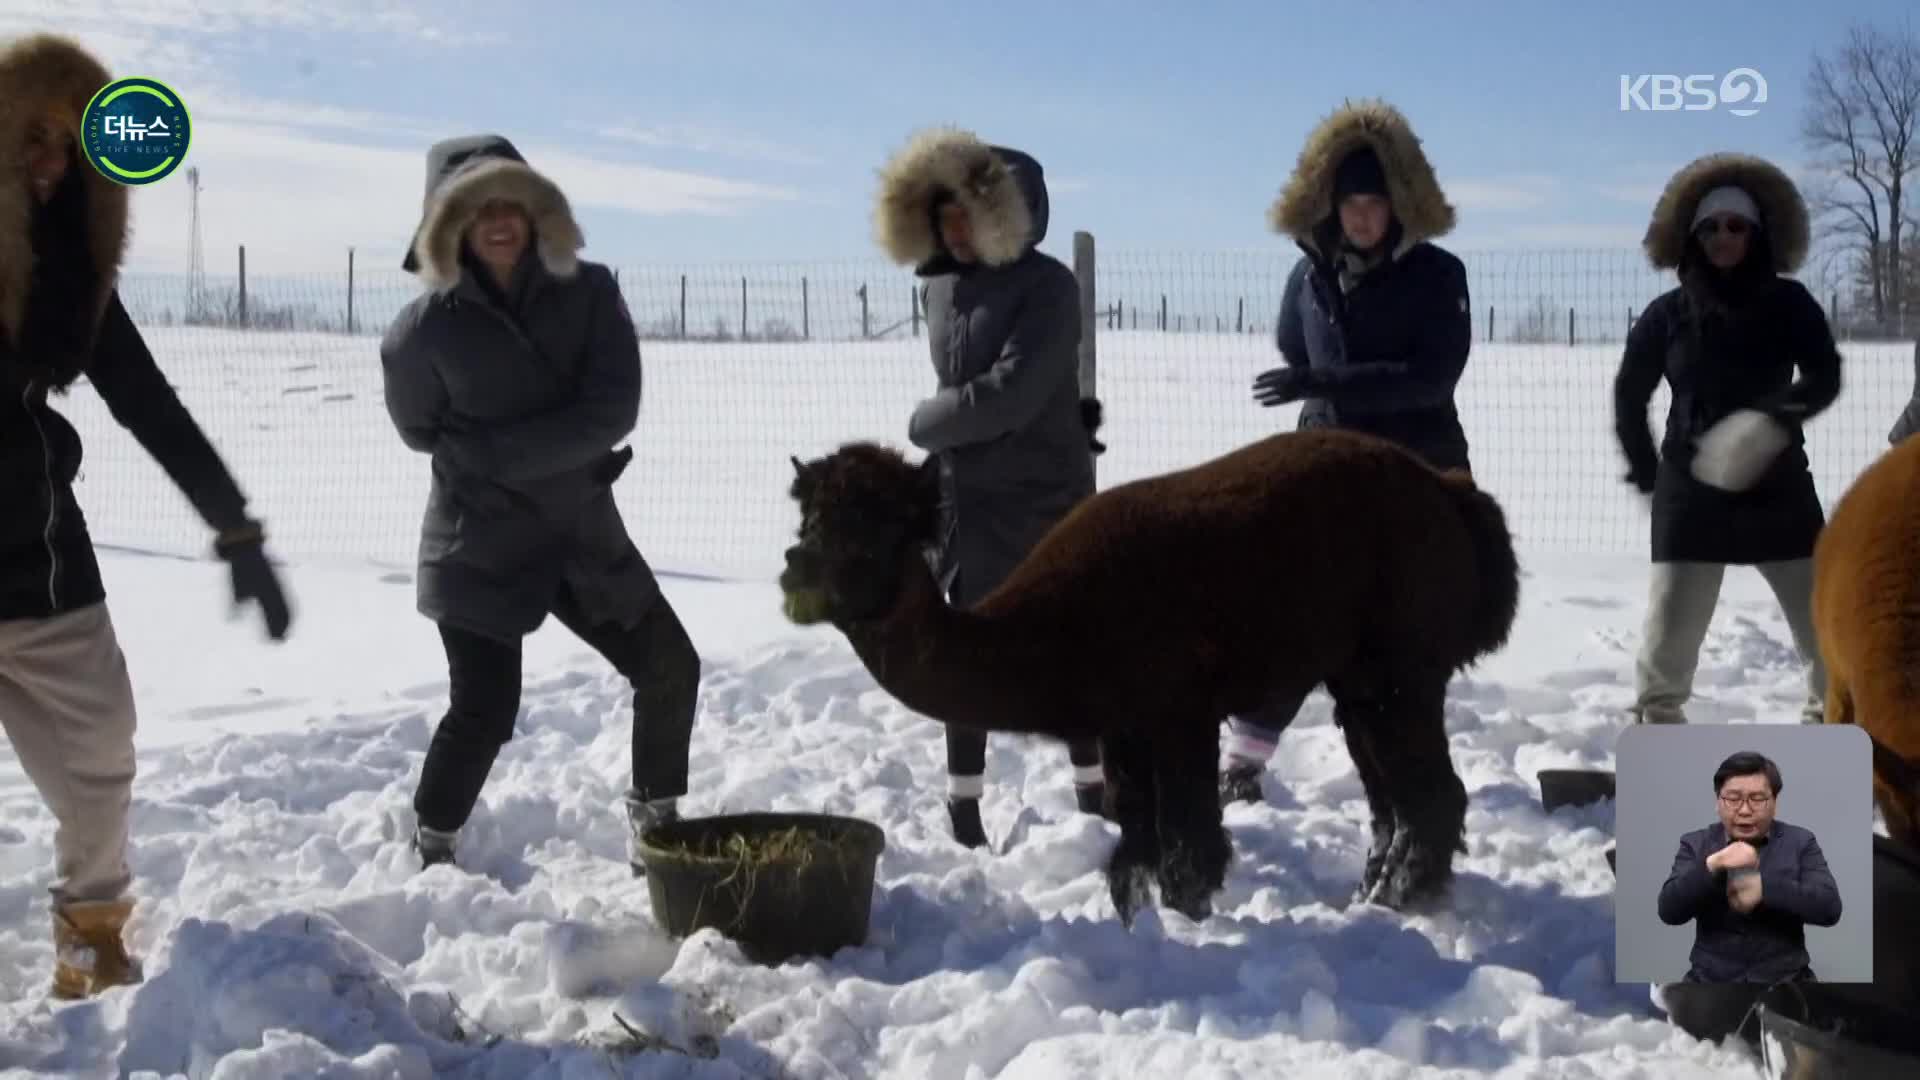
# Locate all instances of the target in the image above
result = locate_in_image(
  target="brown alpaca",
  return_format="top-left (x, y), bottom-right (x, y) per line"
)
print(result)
top-left (780, 427), bottom-right (1521, 924)
top-left (1811, 434), bottom-right (1920, 852)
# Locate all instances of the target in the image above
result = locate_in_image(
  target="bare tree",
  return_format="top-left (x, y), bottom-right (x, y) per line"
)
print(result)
top-left (1801, 21), bottom-right (1920, 332)
top-left (1510, 294), bottom-right (1558, 344)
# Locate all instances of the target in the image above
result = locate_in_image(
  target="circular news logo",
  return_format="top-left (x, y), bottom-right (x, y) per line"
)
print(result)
top-left (79, 77), bottom-right (192, 185)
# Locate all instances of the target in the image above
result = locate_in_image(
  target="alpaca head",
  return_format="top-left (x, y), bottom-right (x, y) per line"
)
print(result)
top-left (781, 442), bottom-right (942, 627)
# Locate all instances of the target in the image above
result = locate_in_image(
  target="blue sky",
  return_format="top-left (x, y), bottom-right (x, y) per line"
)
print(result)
top-left (23, 0), bottom-right (1918, 275)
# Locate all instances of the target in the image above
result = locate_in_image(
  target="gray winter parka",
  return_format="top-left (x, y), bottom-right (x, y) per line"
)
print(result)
top-left (874, 129), bottom-right (1095, 605)
top-left (381, 135), bottom-right (658, 640)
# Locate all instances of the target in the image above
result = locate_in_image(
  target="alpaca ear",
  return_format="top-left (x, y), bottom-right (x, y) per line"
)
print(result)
top-left (789, 455), bottom-right (813, 500)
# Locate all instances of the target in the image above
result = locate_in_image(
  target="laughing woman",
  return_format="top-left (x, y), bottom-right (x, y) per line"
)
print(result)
top-left (381, 134), bottom-right (701, 876)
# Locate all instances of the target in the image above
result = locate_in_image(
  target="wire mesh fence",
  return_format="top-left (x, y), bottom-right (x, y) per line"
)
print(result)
top-left (66, 242), bottom-right (1917, 583)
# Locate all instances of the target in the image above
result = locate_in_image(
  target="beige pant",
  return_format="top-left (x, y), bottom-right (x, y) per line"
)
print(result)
top-left (0, 601), bottom-right (138, 904)
top-left (1632, 559), bottom-right (1827, 724)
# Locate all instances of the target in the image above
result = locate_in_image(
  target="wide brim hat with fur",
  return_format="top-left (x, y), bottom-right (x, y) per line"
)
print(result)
top-left (1643, 152), bottom-right (1808, 273)
top-left (1268, 98), bottom-right (1455, 258)
top-left (872, 126), bottom-right (1044, 270)
top-left (0, 32), bottom-right (128, 348)
top-left (402, 133), bottom-right (584, 290)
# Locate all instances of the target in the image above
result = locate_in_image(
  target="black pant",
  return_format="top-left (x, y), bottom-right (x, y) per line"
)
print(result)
top-left (942, 565), bottom-right (1101, 784)
top-left (413, 584), bottom-right (701, 833)
top-left (1664, 967), bottom-right (1817, 1046)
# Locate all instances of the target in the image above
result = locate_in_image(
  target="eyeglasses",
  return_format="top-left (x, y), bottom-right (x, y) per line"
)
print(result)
top-left (1696, 217), bottom-right (1752, 237)
top-left (1718, 792), bottom-right (1773, 809)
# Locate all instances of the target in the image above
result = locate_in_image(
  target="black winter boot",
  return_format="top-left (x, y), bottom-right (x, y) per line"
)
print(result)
top-left (948, 797), bottom-right (988, 849)
top-left (1075, 782), bottom-right (1109, 819)
top-left (626, 793), bottom-right (680, 877)
top-left (412, 825), bottom-right (457, 869)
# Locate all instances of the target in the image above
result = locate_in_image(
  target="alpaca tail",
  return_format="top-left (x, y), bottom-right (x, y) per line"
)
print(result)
top-left (1440, 470), bottom-right (1521, 663)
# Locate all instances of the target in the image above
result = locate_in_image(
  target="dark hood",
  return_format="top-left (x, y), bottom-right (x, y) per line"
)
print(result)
top-left (873, 127), bottom-right (1050, 272)
top-left (0, 32), bottom-right (126, 355)
top-left (400, 133), bottom-right (585, 291)
top-left (1268, 98), bottom-right (1456, 259)
top-left (1643, 151), bottom-right (1809, 274)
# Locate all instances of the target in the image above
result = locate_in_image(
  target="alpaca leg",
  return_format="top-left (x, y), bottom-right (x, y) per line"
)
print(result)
top-left (1327, 681), bottom-right (1398, 902)
top-left (1339, 713), bottom-right (1399, 903)
top-left (1365, 675), bottom-right (1468, 909)
top-left (1100, 733), bottom-right (1158, 927)
top-left (1153, 726), bottom-right (1233, 921)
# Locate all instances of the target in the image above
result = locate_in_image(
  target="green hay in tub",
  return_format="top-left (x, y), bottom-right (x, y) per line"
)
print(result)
top-left (651, 822), bottom-right (873, 918)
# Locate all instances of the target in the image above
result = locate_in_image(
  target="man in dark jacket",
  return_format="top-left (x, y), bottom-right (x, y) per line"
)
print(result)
top-left (1613, 153), bottom-right (1839, 726)
top-left (381, 134), bottom-right (699, 876)
top-left (1657, 752), bottom-right (1842, 984)
top-left (1659, 831), bottom-right (1919, 1050)
top-left (1659, 739), bottom-right (1920, 1050)
top-left (1222, 99), bottom-right (1474, 805)
top-left (0, 32), bottom-right (290, 1000)
top-left (872, 126), bottom-right (1104, 849)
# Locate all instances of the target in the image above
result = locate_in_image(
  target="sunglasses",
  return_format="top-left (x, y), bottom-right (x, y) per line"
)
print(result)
top-left (1696, 216), bottom-right (1753, 237)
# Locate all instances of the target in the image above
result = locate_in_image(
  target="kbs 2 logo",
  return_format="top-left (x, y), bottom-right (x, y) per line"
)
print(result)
top-left (1619, 69), bottom-right (1767, 117)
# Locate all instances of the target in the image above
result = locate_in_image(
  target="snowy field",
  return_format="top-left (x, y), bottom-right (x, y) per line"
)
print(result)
top-left (0, 329), bottom-right (1912, 1079)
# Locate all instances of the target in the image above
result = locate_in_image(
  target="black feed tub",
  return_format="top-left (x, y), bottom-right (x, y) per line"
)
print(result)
top-left (1759, 999), bottom-right (1920, 1080)
top-left (634, 811), bottom-right (886, 966)
top-left (1537, 768), bottom-right (1616, 813)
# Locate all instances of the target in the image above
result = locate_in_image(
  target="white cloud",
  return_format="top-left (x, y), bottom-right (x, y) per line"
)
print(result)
top-left (1585, 163), bottom-right (1686, 207)
top-left (1591, 182), bottom-right (1660, 205)
top-left (1448, 175), bottom-right (1562, 213)
top-left (119, 120), bottom-right (806, 274)
top-left (13, 0), bottom-right (503, 50)
top-left (526, 145), bottom-right (804, 216)
top-left (0, 10), bottom-right (213, 81)
top-left (598, 124), bottom-right (824, 167)
top-left (1451, 222), bottom-right (1647, 250)
top-left (189, 86), bottom-right (447, 140)
top-left (17, 6), bottom-right (804, 274)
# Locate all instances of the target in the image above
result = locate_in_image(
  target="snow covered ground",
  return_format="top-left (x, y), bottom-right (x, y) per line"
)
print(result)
top-left (1, 330), bottom-right (1910, 1078)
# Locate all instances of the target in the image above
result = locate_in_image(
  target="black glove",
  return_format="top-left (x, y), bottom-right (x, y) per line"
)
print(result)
top-left (1623, 458), bottom-right (1658, 495)
top-left (214, 522), bottom-right (292, 641)
top-left (1079, 397), bottom-right (1106, 456)
top-left (1252, 366), bottom-right (1317, 407)
top-left (593, 445), bottom-right (634, 485)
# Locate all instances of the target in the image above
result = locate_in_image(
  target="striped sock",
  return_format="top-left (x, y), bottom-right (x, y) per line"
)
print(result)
top-left (1221, 728), bottom-right (1279, 771)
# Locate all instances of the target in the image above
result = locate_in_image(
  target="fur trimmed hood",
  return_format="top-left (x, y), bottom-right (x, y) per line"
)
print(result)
top-left (872, 127), bottom-right (1048, 271)
top-left (0, 32), bottom-right (127, 349)
top-left (402, 134), bottom-right (584, 290)
top-left (1268, 99), bottom-right (1455, 258)
top-left (1643, 152), bottom-right (1808, 273)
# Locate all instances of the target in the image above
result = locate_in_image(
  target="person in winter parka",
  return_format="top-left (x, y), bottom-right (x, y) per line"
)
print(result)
top-left (0, 32), bottom-right (291, 1000)
top-left (871, 126), bottom-right (1105, 850)
top-left (380, 134), bottom-right (700, 875)
top-left (1890, 338), bottom-right (1919, 444)
top-left (1221, 99), bottom-right (1474, 806)
top-left (1612, 152), bottom-right (1841, 725)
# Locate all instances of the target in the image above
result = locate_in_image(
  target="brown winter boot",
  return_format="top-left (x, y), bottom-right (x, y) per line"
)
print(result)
top-left (51, 897), bottom-right (143, 1000)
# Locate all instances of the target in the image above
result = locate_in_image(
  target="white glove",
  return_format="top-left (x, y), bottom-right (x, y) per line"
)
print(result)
top-left (1690, 408), bottom-right (1791, 492)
